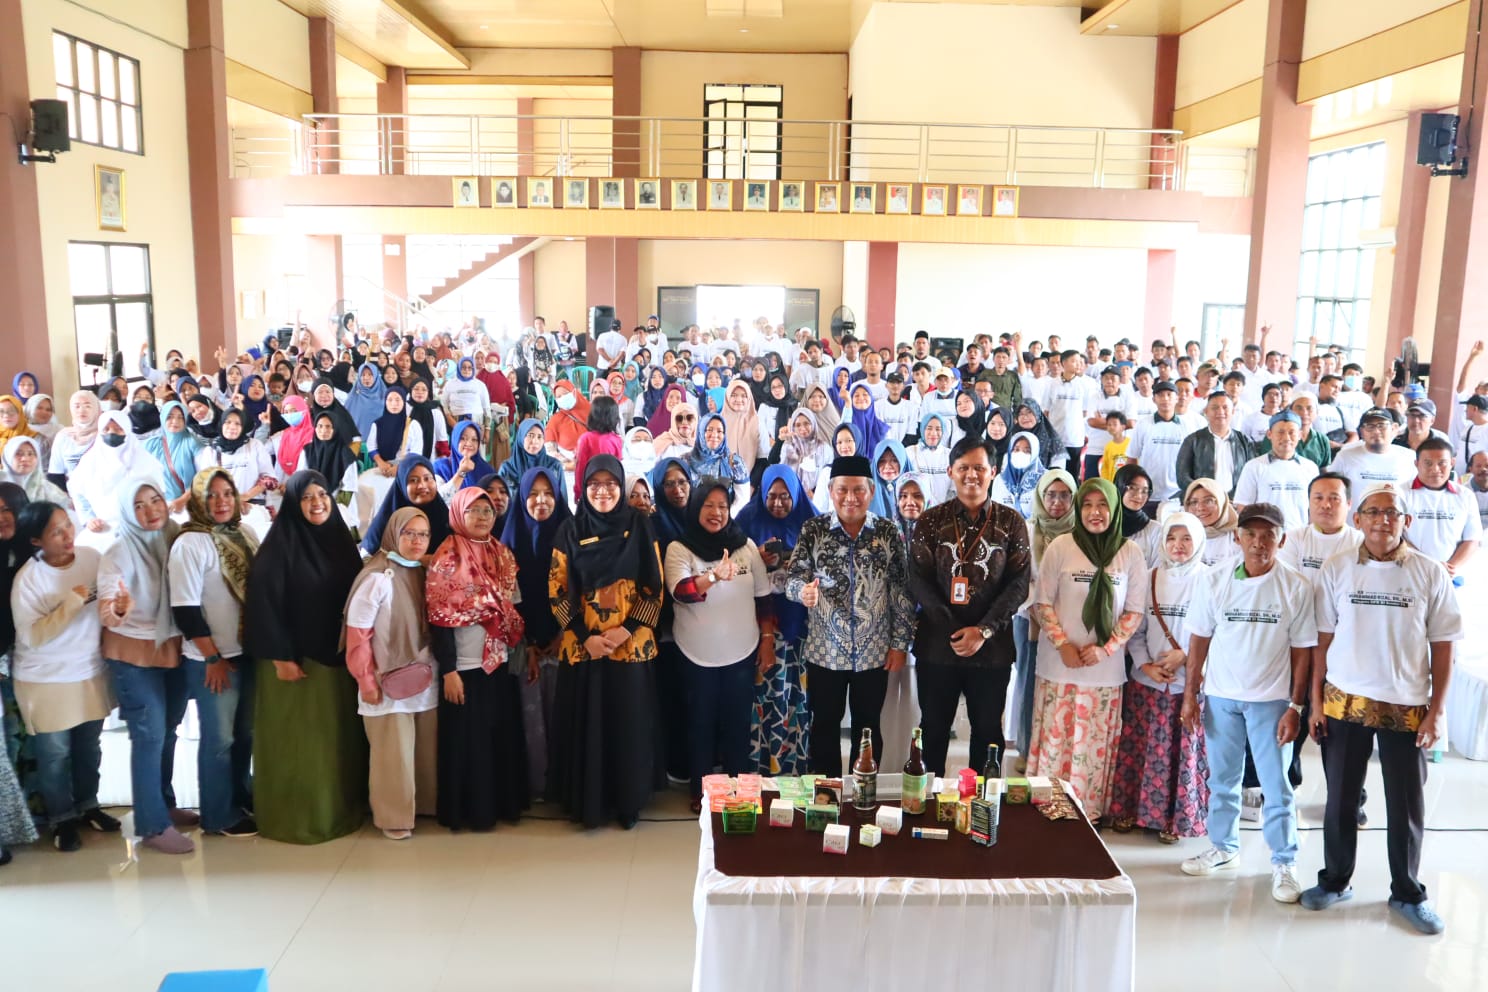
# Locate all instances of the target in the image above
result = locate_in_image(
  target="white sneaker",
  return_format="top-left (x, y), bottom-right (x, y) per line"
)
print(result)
top-left (1181, 846), bottom-right (1239, 876)
top-left (1240, 787), bottom-right (1263, 823)
top-left (1272, 863), bottom-right (1302, 903)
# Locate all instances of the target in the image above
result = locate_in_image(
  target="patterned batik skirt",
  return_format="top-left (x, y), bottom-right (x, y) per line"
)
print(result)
top-left (751, 634), bottom-right (811, 776)
top-left (1028, 677), bottom-right (1123, 820)
top-left (1106, 680), bottom-right (1208, 837)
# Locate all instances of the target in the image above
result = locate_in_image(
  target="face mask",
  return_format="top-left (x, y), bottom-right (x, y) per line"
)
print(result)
top-left (298, 380), bottom-right (313, 392)
top-left (283, 411), bottom-right (304, 426)
top-left (692, 374), bottom-right (705, 387)
top-left (485, 364), bottom-right (498, 373)
top-left (1010, 451), bottom-right (1033, 470)
top-left (270, 391), bottom-right (284, 403)
top-left (1343, 375), bottom-right (1359, 390)
top-left (102, 433), bottom-right (126, 448)
top-left (388, 552), bottom-right (421, 568)
top-left (102, 400), bottom-right (122, 411)
top-left (556, 393), bottom-right (577, 411)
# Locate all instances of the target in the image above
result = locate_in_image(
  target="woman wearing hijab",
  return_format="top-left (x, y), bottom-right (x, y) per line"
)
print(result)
top-left (547, 455), bottom-right (665, 829)
top-left (499, 417), bottom-right (569, 504)
top-left (139, 400), bottom-right (201, 509)
top-left (427, 487), bottom-right (527, 830)
top-left (664, 477), bottom-right (776, 811)
top-left (1012, 399), bottom-right (1064, 471)
top-left (773, 407), bottom-right (834, 503)
top-left (366, 388), bottom-right (411, 477)
top-left (23, 394), bottom-right (58, 466)
top-left (48, 390), bottom-right (101, 482)
top-left (985, 406), bottom-right (1012, 471)
top-left (300, 411), bottom-right (359, 501)
top-left (196, 409), bottom-right (277, 507)
top-left (843, 383), bottom-right (889, 461)
top-left (476, 473), bottom-right (512, 538)
top-left (652, 402), bottom-right (700, 461)
top-left (3, 436), bottom-right (69, 506)
top-left (621, 426), bottom-right (657, 482)
top-left (991, 431), bottom-right (1046, 518)
top-left (475, 353), bottom-right (517, 422)
top-left (1108, 512), bottom-right (1210, 844)
top-left (344, 362), bottom-right (388, 440)
top-left (69, 411), bottom-right (148, 531)
top-left (1011, 469), bottom-right (1076, 771)
top-left (308, 378), bottom-right (362, 455)
top-left (647, 453), bottom-right (693, 783)
top-left (441, 357), bottom-right (491, 428)
top-left (502, 467), bottom-right (572, 798)
top-left (544, 380), bottom-right (590, 465)
top-left (345, 507), bottom-right (437, 840)
top-left (362, 454), bottom-right (451, 555)
top-left (641, 368), bottom-right (672, 426)
top-left (688, 412), bottom-right (748, 489)
top-left (434, 419), bottom-right (495, 497)
top-left (813, 423), bottom-right (864, 512)
top-left (1113, 464), bottom-right (1160, 563)
top-left (270, 395), bottom-right (314, 476)
top-left (184, 394), bottom-right (222, 441)
top-left (99, 476), bottom-right (195, 854)
top-left (10, 373), bottom-right (39, 403)
top-left (719, 380), bottom-right (761, 478)
top-left (948, 390), bottom-right (987, 449)
top-left (829, 366), bottom-right (853, 412)
top-left (1029, 478), bottom-right (1148, 823)
top-left (244, 470), bottom-right (368, 844)
top-left (237, 375), bottom-right (272, 440)
top-left (0, 483), bottom-right (39, 863)
top-left (1182, 477), bottom-right (1240, 567)
top-left (755, 371), bottom-right (796, 461)
top-left (527, 334), bottom-right (556, 384)
top-left (646, 382), bottom-right (689, 437)
top-left (0, 395), bottom-right (38, 449)
top-left (868, 437), bottom-right (908, 523)
top-left (405, 379), bottom-right (447, 459)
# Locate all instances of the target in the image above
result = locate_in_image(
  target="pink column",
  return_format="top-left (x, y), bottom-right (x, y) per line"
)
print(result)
top-left (517, 96), bottom-right (535, 177)
top-left (0, 0), bottom-right (52, 390)
top-left (1150, 35), bottom-right (1179, 190)
top-left (865, 242), bottom-right (898, 350)
top-left (308, 17), bottom-right (338, 174)
top-left (1143, 249), bottom-right (1178, 351)
top-left (1383, 112), bottom-right (1431, 385)
top-left (382, 236), bottom-right (407, 327)
top-left (377, 66), bottom-right (406, 175)
top-left (303, 235), bottom-right (344, 350)
top-left (184, 0), bottom-right (233, 362)
top-left (612, 47), bottom-right (642, 178)
top-left (1242, 0), bottom-right (1312, 346)
top-left (1430, 0), bottom-right (1488, 414)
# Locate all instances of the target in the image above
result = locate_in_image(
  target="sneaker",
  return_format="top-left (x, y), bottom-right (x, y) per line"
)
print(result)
top-left (1389, 898), bottom-right (1444, 934)
top-left (81, 808), bottom-right (122, 833)
top-left (141, 827), bottom-right (195, 855)
top-left (381, 828), bottom-right (412, 841)
top-left (53, 820), bottom-right (83, 852)
top-left (1240, 787), bottom-right (1263, 823)
top-left (1356, 804), bottom-right (1368, 828)
top-left (1271, 863), bottom-right (1302, 903)
top-left (1181, 846), bottom-right (1239, 876)
top-left (168, 807), bottom-right (201, 828)
top-left (204, 816), bottom-right (258, 838)
top-left (1300, 885), bottom-right (1353, 911)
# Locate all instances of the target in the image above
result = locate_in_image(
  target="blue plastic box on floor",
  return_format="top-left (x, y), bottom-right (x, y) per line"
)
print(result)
top-left (157, 969), bottom-right (270, 992)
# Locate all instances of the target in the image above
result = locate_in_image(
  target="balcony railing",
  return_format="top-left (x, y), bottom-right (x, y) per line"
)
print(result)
top-left (230, 113), bottom-right (1255, 195)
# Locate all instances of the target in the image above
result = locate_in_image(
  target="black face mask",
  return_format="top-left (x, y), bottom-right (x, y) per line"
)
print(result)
top-left (102, 433), bottom-right (126, 448)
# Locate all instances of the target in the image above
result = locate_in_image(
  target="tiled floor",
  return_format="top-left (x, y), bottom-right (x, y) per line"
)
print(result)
top-left (3, 743), bottom-right (1488, 992)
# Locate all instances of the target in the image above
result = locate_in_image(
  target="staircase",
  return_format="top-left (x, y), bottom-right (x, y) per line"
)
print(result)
top-left (418, 237), bottom-right (544, 306)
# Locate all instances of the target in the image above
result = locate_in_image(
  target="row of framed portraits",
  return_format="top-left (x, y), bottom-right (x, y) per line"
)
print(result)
top-left (450, 177), bottom-right (1020, 218)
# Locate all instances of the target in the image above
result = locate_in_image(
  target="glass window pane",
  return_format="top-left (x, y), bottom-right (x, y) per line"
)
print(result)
top-left (1356, 250), bottom-right (1376, 299)
top-left (54, 34), bottom-right (73, 86)
top-left (100, 99), bottom-right (119, 148)
top-left (119, 60), bottom-right (137, 105)
top-left (1340, 199), bottom-right (1362, 243)
top-left (77, 42), bottom-right (95, 93)
top-left (79, 93), bottom-right (99, 143)
top-left (1301, 205), bottom-right (1322, 249)
top-left (1351, 301), bottom-right (1370, 351)
top-left (1317, 251), bottom-right (1338, 298)
top-left (73, 303), bottom-right (114, 383)
top-left (108, 245), bottom-right (149, 295)
top-left (1313, 303), bottom-right (1333, 344)
top-left (98, 50), bottom-right (116, 99)
top-left (114, 302), bottom-right (151, 361)
top-left (1324, 154), bottom-right (1347, 201)
top-left (1345, 147), bottom-right (1370, 199)
top-left (1321, 201), bottom-right (1342, 244)
top-left (1368, 143), bottom-right (1387, 195)
top-left (57, 87), bottom-right (79, 139)
top-left (67, 243), bottom-right (109, 296)
top-left (1306, 155), bottom-right (1328, 204)
top-left (121, 109), bottom-right (139, 152)
top-left (1336, 249), bottom-right (1358, 298)
top-left (1362, 196), bottom-right (1381, 230)
top-left (1298, 251), bottom-right (1318, 295)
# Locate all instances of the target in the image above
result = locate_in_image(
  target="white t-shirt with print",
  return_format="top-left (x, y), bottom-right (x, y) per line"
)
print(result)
top-left (1033, 535), bottom-right (1150, 688)
top-left (1187, 560), bottom-right (1317, 702)
top-left (1329, 444), bottom-right (1417, 509)
top-left (1277, 525), bottom-right (1362, 580)
top-left (1402, 483), bottom-right (1482, 562)
top-left (1047, 376), bottom-right (1095, 448)
top-left (664, 539), bottom-right (771, 666)
top-left (1233, 454), bottom-right (1318, 530)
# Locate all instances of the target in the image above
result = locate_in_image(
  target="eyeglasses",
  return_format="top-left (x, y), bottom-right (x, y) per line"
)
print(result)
top-left (1358, 507), bottom-right (1404, 520)
top-left (764, 493), bottom-right (794, 505)
top-left (401, 530), bottom-right (432, 541)
top-left (464, 504), bottom-right (496, 517)
top-left (675, 414), bottom-right (696, 423)
top-left (586, 481), bottom-right (621, 494)
top-left (662, 478), bottom-right (689, 491)
top-left (1043, 491), bottom-right (1072, 504)
top-left (1185, 496), bottom-right (1219, 509)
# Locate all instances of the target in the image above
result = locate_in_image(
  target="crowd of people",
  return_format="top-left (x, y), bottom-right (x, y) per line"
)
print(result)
top-left (2, 316), bottom-right (1485, 937)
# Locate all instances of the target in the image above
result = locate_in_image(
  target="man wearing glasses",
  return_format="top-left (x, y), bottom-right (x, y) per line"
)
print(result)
top-left (1125, 380), bottom-right (1187, 508)
top-left (906, 438), bottom-right (1031, 775)
top-left (1329, 408), bottom-right (1417, 510)
top-left (1302, 483), bottom-right (1462, 934)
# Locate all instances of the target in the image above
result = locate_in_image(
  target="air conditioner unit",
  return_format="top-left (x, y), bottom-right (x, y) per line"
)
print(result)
top-left (1355, 227), bottom-right (1396, 250)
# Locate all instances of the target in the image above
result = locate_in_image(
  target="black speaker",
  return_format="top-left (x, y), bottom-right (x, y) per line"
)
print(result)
top-left (1417, 113), bottom-right (1458, 167)
top-left (930, 336), bottom-right (963, 365)
top-left (589, 305), bottom-right (615, 340)
top-left (31, 99), bottom-right (70, 153)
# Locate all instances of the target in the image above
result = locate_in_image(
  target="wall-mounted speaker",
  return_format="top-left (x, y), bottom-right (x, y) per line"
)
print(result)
top-left (31, 99), bottom-right (70, 153)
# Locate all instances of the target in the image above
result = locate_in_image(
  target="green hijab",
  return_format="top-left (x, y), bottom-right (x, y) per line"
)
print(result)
top-left (1071, 477), bottom-right (1124, 643)
top-left (1031, 469), bottom-right (1077, 565)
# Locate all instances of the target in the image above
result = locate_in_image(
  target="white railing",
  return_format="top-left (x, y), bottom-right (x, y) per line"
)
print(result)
top-left (229, 113), bottom-right (1228, 192)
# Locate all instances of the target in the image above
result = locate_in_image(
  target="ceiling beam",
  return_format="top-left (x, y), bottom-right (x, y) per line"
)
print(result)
top-left (336, 36), bottom-right (386, 83)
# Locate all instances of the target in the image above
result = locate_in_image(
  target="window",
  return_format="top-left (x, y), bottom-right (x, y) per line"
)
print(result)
top-left (69, 242), bottom-right (153, 389)
top-left (1295, 142), bottom-right (1385, 362)
top-left (53, 32), bottom-right (142, 153)
top-left (704, 84), bottom-right (781, 180)
top-left (1200, 304), bottom-right (1245, 359)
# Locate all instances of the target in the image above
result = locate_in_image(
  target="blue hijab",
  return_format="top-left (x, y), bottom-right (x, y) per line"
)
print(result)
top-left (498, 417), bottom-right (569, 501)
top-left (343, 361), bottom-right (387, 437)
top-left (500, 466), bottom-right (573, 647)
top-left (848, 383), bottom-right (889, 459)
top-left (832, 421), bottom-right (864, 459)
top-left (144, 400), bottom-right (202, 500)
top-left (641, 368), bottom-right (671, 421)
top-left (11, 372), bottom-right (38, 398)
top-left (434, 419), bottom-right (493, 488)
top-left (688, 412), bottom-right (744, 483)
top-left (868, 438), bottom-right (908, 519)
top-left (648, 456), bottom-right (694, 549)
top-left (456, 357), bottom-right (477, 382)
top-left (363, 453), bottom-right (450, 554)
top-left (735, 465), bottom-right (818, 643)
top-left (998, 430), bottom-right (1046, 516)
top-left (369, 387), bottom-right (409, 463)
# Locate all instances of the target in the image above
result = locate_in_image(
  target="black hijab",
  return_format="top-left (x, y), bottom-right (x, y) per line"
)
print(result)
top-left (0, 482), bottom-right (30, 656)
top-left (213, 409), bottom-right (252, 455)
top-left (186, 394), bottom-right (222, 440)
top-left (310, 377), bottom-right (360, 443)
top-left (303, 411), bottom-right (356, 488)
top-left (243, 470), bottom-right (363, 665)
top-left (985, 405), bottom-right (1011, 467)
top-left (554, 455), bottom-right (663, 633)
top-left (1014, 398), bottom-right (1062, 469)
top-left (757, 370), bottom-right (796, 429)
top-left (129, 400), bottom-right (161, 435)
top-left (499, 466), bottom-right (572, 646)
top-left (678, 478), bottom-right (750, 563)
top-left (405, 378), bottom-right (438, 459)
top-left (955, 390), bottom-right (987, 440)
top-left (1113, 463), bottom-right (1153, 537)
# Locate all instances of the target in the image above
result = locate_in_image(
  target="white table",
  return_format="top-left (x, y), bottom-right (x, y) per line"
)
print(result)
top-left (692, 784), bottom-right (1136, 992)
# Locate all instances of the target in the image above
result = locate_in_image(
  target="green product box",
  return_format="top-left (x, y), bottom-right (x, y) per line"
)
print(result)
top-left (1006, 777), bottom-right (1031, 804)
top-left (804, 804), bottom-right (840, 832)
top-left (722, 806), bottom-right (758, 834)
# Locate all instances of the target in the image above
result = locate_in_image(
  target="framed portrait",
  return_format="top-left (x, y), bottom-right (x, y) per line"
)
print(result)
top-left (815, 182), bottom-right (839, 213)
top-left (671, 179), bottom-right (697, 211)
top-left (921, 184), bottom-right (947, 216)
top-left (451, 176), bottom-right (479, 208)
top-left (491, 177), bottom-right (517, 208)
top-left (743, 181), bottom-right (770, 211)
top-left (707, 180), bottom-right (733, 211)
top-left (564, 178), bottom-right (589, 209)
top-left (526, 177), bottom-right (553, 208)
top-left (885, 183), bottom-right (911, 215)
top-left (992, 185), bottom-right (1020, 218)
top-left (636, 178), bottom-right (661, 210)
top-left (956, 184), bottom-right (983, 217)
top-left (778, 181), bottom-right (804, 212)
top-left (850, 183), bottom-right (875, 214)
top-left (95, 165), bottom-right (125, 231)
top-left (599, 179), bottom-right (625, 209)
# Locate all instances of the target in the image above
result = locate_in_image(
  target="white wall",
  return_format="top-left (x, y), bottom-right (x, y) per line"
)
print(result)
top-left (894, 243), bottom-right (1149, 343)
top-left (224, 0), bottom-right (310, 91)
top-left (1175, 0), bottom-right (1265, 108)
top-left (1172, 234), bottom-right (1251, 338)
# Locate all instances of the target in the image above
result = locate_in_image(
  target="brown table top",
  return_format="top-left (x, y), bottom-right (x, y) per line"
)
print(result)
top-left (709, 793), bottom-right (1122, 881)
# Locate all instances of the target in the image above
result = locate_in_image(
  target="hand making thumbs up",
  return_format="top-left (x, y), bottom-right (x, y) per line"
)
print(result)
top-left (800, 577), bottom-right (821, 608)
top-left (113, 581), bottom-right (132, 617)
top-left (715, 548), bottom-right (736, 582)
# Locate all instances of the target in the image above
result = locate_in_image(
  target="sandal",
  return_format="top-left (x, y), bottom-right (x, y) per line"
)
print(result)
top-left (1111, 816), bottom-right (1136, 834)
top-left (1158, 831), bottom-right (1180, 845)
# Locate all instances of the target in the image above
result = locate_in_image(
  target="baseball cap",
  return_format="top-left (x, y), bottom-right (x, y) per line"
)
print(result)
top-left (1236, 502), bottom-right (1286, 529)
top-left (1268, 410), bottom-right (1301, 428)
top-left (914, 330), bottom-right (929, 340)
top-left (1407, 399), bottom-right (1437, 418)
top-left (1465, 394), bottom-right (1488, 411)
top-left (1101, 365), bottom-right (1120, 377)
top-left (1152, 380), bottom-right (1176, 395)
top-left (610, 318), bottom-right (623, 330)
top-left (647, 314), bottom-right (659, 322)
top-left (1359, 406), bottom-right (1399, 426)
top-left (1357, 482), bottom-right (1406, 511)
top-left (1403, 383), bottom-right (1427, 401)
top-left (885, 371), bottom-right (905, 384)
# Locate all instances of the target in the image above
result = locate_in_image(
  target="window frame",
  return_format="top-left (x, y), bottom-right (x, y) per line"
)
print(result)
top-left (53, 31), bottom-right (144, 155)
top-left (702, 83), bottom-right (783, 181)
top-left (69, 240), bottom-right (155, 389)
top-left (1294, 141), bottom-right (1385, 364)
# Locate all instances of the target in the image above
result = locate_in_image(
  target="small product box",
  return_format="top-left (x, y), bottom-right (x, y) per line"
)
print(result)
top-left (822, 823), bottom-right (850, 855)
top-left (1028, 776), bottom-right (1054, 803)
top-left (912, 827), bottom-right (949, 841)
top-left (769, 798), bottom-right (795, 828)
top-left (875, 805), bottom-right (904, 836)
top-left (952, 799), bottom-right (972, 835)
top-left (1005, 777), bottom-right (1032, 804)
top-left (721, 802), bottom-right (757, 835)
top-left (935, 790), bottom-right (961, 823)
top-left (859, 824), bottom-right (882, 848)
top-left (970, 796), bottom-right (1000, 847)
top-left (805, 804), bottom-right (840, 832)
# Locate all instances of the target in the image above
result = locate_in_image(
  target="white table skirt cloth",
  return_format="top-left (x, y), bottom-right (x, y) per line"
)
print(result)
top-left (692, 807), bottom-right (1136, 992)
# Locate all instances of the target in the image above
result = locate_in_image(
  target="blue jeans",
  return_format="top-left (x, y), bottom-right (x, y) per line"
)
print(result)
top-left (184, 656), bottom-right (255, 831)
top-left (1204, 695), bottom-right (1297, 864)
top-left (107, 660), bottom-right (188, 837)
top-left (31, 719), bottom-right (103, 826)
top-left (1012, 615), bottom-right (1035, 754)
top-left (683, 655), bottom-right (757, 797)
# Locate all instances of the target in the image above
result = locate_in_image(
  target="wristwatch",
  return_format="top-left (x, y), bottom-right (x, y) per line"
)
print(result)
top-left (205, 653), bottom-right (223, 665)
top-left (1287, 701), bottom-right (1305, 715)
top-left (706, 569), bottom-right (718, 584)
top-left (978, 626), bottom-right (994, 641)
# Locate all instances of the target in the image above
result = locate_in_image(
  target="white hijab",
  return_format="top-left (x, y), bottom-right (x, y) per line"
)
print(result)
top-left (71, 410), bottom-right (148, 522)
top-left (105, 474), bottom-right (180, 644)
